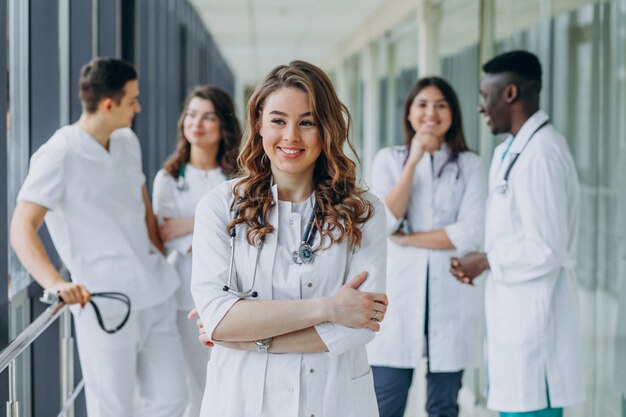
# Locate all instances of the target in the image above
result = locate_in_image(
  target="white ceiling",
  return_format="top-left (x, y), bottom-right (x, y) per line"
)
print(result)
top-left (190, 0), bottom-right (387, 88)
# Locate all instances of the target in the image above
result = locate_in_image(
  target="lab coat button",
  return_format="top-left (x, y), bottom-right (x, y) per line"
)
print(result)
top-left (307, 282), bottom-right (313, 288)
top-left (289, 219), bottom-right (294, 225)
top-left (309, 368), bottom-right (315, 373)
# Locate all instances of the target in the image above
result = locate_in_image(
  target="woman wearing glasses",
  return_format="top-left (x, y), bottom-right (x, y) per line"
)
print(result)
top-left (191, 61), bottom-right (387, 417)
top-left (367, 77), bottom-right (486, 417)
top-left (152, 85), bottom-right (241, 417)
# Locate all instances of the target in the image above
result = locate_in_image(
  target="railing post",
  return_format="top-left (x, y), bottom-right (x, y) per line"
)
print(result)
top-left (6, 360), bottom-right (20, 417)
top-left (60, 309), bottom-right (74, 417)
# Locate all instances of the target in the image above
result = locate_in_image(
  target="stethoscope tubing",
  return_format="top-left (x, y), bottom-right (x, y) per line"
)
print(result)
top-left (223, 200), bottom-right (318, 298)
top-left (49, 291), bottom-right (132, 334)
top-left (495, 120), bottom-right (550, 195)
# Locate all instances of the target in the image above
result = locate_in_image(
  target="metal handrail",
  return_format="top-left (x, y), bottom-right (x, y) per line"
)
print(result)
top-left (0, 302), bottom-right (67, 374)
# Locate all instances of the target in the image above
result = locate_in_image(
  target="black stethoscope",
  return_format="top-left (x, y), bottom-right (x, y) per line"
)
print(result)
top-left (436, 151), bottom-right (461, 181)
top-left (176, 163), bottom-right (188, 191)
top-left (222, 202), bottom-right (318, 299)
top-left (495, 120), bottom-right (550, 195)
top-left (41, 290), bottom-right (131, 334)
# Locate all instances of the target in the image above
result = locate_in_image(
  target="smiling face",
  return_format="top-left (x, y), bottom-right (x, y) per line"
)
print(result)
top-left (407, 85), bottom-right (452, 143)
top-left (183, 97), bottom-right (222, 149)
top-left (259, 87), bottom-right (322, 183)
top-left (479, 73), bottom-right (511, 135)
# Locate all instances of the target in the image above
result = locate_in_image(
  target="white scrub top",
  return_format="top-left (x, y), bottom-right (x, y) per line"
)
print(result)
top-left (191, 181), bottom-right (386, 417)
top-left (484, 110), bottom-right (585, 411)
top-left (367, 143), bottom-right (486, 372)
top-left (17, 125), bottom-right (179, 315)
top-left (152, 165), bottom-right (227, 310)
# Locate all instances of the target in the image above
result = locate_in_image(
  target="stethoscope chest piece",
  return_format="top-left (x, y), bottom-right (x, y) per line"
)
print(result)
top-left (495, 180), bottom-right (508, 195)
top-left (295, 243), bottom-right (315, 264)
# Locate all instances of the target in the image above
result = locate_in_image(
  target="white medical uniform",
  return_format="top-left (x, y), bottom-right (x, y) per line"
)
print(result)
top-left (191, 181), bottom-right (387, 417)
top-left (367, 143), bottom-right (485, 372)
top-left (17, 125), bottom-right (186, 417)
top-left (152, 165), bottom-right (227, 417)
top-left (484, 110), bottom-right (585, 412)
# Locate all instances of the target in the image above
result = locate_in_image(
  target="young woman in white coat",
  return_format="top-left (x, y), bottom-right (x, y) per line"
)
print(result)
top-left (367, 77), bottom-right (486, 417)
top-left (152, 85), bottom-right (241, 417)
top-left (191, 60), bottom-right (388, 417)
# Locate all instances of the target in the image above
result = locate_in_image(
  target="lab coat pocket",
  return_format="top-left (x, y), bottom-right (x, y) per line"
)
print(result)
top-left (348, 368), bottom-right (378, 417)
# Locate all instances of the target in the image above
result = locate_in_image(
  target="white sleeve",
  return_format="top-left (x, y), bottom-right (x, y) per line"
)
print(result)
top-left (487, 152), bottom-right (571, 283)
top-left (370, 148), bottom-right (404, 234)
top-left (314, 197), bottom-right (387, 358)
top-left (191, 187), bottom-right (240, 341)
top-left (17, 141), bottom-right (66, 210)
top-left (444, 155), bottom-right (487, 253)
top-left (152, 169), bottom-right (178, 218)
top-left (152, 169), bottom-right (191, 254)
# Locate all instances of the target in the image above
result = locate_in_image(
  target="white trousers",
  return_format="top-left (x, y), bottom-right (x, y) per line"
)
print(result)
top-left (74, 296), bottom-right (187, 417)
top-left (177, 310), bottom-right (211, 417)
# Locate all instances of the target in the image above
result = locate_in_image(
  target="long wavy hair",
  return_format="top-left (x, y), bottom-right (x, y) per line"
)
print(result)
top-left (163, 85), bottom-right (241, 178)
top-left (229, 60), bottom-right (373, 249)
top-left (402, 77), bottom-right (470, 154)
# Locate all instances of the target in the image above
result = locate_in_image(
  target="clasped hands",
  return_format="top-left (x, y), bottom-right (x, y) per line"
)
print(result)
top-left (449, 251), bottom-right (490, 286)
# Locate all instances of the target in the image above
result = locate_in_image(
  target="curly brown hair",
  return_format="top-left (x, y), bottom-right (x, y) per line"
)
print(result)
top-left (163, 85), bottom-right (241, 178)
top-left (229, 60), bottom-right (373, 249)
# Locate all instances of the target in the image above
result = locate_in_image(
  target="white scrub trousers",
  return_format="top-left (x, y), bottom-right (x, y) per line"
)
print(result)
top-left (73, 296), bottom-right (187, 417)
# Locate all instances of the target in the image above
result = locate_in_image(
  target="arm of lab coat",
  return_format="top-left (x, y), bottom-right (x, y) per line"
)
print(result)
top-left (191, 187), bottom-right (242, 341)
top-left (315, 197), bottom-right (388, 358)
top-left (371, 148), bottom-right (405, 234)
top-left (152, 170), bottom-right (192, 254)
top-left (444, 155), bottom-right (487, 253)
top-left (487, 153), bottom-right (572, 283)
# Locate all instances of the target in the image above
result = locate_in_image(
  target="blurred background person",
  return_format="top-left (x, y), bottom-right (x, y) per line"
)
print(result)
top-left (368, 76), bottom-right (486, 417)
top-left (152, 85), bottom-right (241, 417)
top-left (450, 50), bottom-right (584, 417)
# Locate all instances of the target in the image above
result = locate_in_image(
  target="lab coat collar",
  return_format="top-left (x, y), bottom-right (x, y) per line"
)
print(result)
top-left (508, 110), bottom-right (550, 154)
top-left (269, 182), bottom-right (316, 207)
top-left (431, 142), bottom-right (455, 173)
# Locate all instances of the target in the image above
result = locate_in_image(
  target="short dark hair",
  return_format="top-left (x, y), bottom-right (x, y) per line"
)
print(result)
top-left (402, 76), bottom-right (470, 154)
top-left (79, 57), bottom-right (137, 113)
top-left (482, 50), bottom-right (542, 94)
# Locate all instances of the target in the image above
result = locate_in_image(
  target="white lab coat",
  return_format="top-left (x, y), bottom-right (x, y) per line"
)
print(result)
top-left (153, 165), bottom-right (227, 310)
top-left (367, 143), bottom-right (486, 371)
top-left (484, 110), bottom-right (585, 412)
top-left (191, 181), bottom-right (387, 417)
top-left (152, 165), bottom-right (227, 417)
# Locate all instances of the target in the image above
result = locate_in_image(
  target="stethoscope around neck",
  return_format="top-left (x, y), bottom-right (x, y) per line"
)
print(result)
top-left (436, 152), bottom-right (460, 181)
top-left (176, 163), bottom-right (188, 191)
top-left (398, 149), bottom-right (461, 234)
top-left (222, 202), bottom-right (318, 299)
top-left (494, 120), bottom-right (550, 195)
